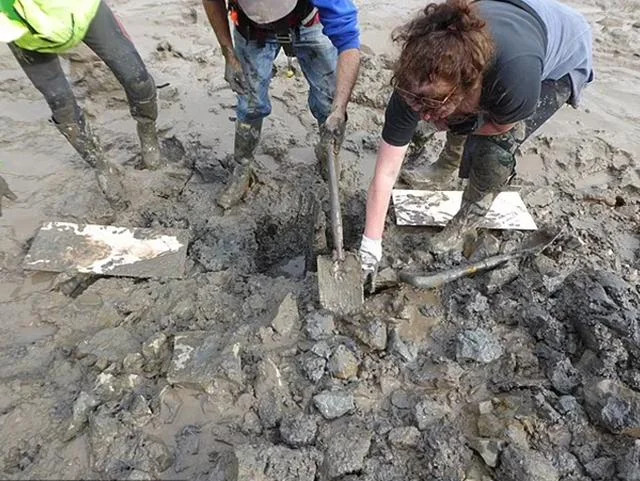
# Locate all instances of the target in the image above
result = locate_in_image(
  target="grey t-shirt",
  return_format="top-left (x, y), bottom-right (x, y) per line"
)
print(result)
top-left (382, 0), bottom-right (593, 147)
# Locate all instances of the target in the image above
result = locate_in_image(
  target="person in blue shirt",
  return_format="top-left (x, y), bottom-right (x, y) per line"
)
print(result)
top-left (203, 0), bottom-right (361, 208)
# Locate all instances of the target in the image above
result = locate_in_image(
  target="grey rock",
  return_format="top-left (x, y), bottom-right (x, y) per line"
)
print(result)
top-left (271, 293), bottom-right (299, 336)
top-left (127, 470), bottom-right (152, 480)
top-left (264, 446), bottom-right (317, 481)
top-left (128, 394), bottom-right (153, 428)
top-left (255, 358), bottom-right (290, 429)
top-left (496, 444), bottom-right (559, 481)
top-left (583, 379), bottom-right (640, 437)
top-left (142, 332), bottom-right (168, 360)
top-left (123, 352), bottom-right (146, 373)
top-left (583, 457), bottom-right (616, 481)
top-left (167, 331), bottom-right (224, 393)
top-left (300, 352), bottom-right (326, 382)
top-left (93, 373), bottom-right (124, 401)
top-left (327, 345), bottom-right (360, 380)
top-left (484, 263), bottom-right (520, 294)
top-left (388, 328), bottom-right (418, 363)
top-left (456, 328), bottom-right (503, 364)
top-left (320, 423), bottom-right (372, 479)
top-left (411, 360), bottom-right (464, 389)
top-left (388, 426), bottom-right (420, 448)
top-left (557, 395), bottom-right (581, 416)
top-left (304, 311), bottom-right (335, 340)
top-left (391, 389), bottom-right (412, 410)
top-left (547, 357), bottom-right (581, 394)
top-left (414, 398), bottom-right (452, 430)
top-left (422, 424), bottom-right (473, 481)
top-left (311, 341), bottom-right (332, 359)
top-left (352, 319), bottom-right (388, 351)
top-left (174, 425), bottom-right (200, 473)
top-left (617, 440), bottom-right (640, 481)
top-left (280, 412), bottom-right (318, 447)
top-left (241, 411), bottom-right (263, 436)
top-left (468, 437), bottom-right (504, 468)
top-left (64, 391), bottom-right (100, 441)
top-left (78, 327), bottom-right (140, 363)
top-left (313, 390), bottom-right (355, 420)
top-left (209, 445), bottom-right (265, 481)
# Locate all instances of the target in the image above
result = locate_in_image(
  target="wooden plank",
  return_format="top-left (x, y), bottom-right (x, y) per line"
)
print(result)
top-left (24, 222), bottom-right (189, 278)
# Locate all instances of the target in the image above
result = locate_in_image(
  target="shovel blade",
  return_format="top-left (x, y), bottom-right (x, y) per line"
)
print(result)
top-left (317, 252), bottom-right (364, 315)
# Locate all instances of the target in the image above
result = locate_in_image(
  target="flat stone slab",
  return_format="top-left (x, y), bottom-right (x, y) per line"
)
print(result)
top-left (392, 190), bottom-right (537, 230)
top-left (24, 222), bottom-right (189, 278)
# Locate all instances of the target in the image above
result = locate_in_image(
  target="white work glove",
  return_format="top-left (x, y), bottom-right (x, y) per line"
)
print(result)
top-left (359, 235), bottom-right (382, 293)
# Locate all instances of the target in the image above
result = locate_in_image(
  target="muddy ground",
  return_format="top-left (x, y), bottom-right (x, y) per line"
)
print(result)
top-left (1, 0), bottom-right (639, 479)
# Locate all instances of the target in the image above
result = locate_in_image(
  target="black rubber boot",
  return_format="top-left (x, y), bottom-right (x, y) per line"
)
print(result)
top-left (428, 131), bottom-right (518, 255)
top-left (55, 113), bottom-right (128, 211)
top-left (401, 131), bottom-right (467, 189)
top-left (133, 97), bottom-right (163, 170)
top-left (218, 119), bottom-right (262, 209)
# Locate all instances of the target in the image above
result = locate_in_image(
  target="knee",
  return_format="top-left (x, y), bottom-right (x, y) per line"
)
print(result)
top-left (463, 135), bottom-right (516, 189)
top-left (124, 66), bottom-right (156, 103)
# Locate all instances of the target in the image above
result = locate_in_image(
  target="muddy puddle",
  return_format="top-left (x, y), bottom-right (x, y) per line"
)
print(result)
top-left (1, 0), bottom-right (640, 479)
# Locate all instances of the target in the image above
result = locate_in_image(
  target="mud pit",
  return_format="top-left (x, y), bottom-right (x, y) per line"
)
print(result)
top-left (1, 0), bottom-right (640, 479)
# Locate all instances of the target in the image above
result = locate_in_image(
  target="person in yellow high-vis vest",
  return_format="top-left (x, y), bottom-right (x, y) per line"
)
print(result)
top-left (0, 0), bottom-right (163, 212)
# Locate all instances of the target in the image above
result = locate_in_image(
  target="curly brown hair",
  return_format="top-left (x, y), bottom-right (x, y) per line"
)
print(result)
top-left (392, 0), bottom-right (495, 97)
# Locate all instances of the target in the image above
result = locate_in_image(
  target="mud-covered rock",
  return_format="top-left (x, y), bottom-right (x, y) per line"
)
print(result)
top-left (388, 328), bottom-right (418, 363)
top-left (167, 331), bottom-right (224, 392)
top-left (547, 356), bottom-right (581, 394)
top-left (300, 352), bottom-right (326, 382)
top-left (255, 358), bottom-right (290, 428)
top-left (264, 445), bottom-right (317, 481)
top-left (142, 332), bottom-right (169, 360)
top-left (174, 425), bottom-right (201, 473)
top-left (484, 263), bottom-right (521, 294)
top-left (271, 293), bottom-right (299, 336)
top-left (64, 391), bottom-right (100, 441)
top-left (456, 328), bottom-right (503, 364)
top-left (496, 444), bottom-right (559, 481)
top-left (617, 440), bottom-right (640, 481)
top-left (468, 437), bottom-right (504, 468)
top-left (280, 412), bottom-right (318, 447)
top-left (584, 457), bottom-right (616, 480)
top-left (319, 421), bottom-right (372, 479)
top-left (313, 390), bottom-right (355, 420)
top-left (422, 424), bottom-right (473, 481)
top-left (388, 426), bottom-right (420, 448)
top-left (304, 311), bottom-right (335, 340)
top-left (414, 397), bottom-right (452, 430)
top-left (77, 327), bottom-right (140, 363)
top-left (327, 345), bottom-right (359, 380)
top-left (583, 379), bottom-right (640, 437)
top-left (351, 319), bottom-right (388, 351)
top-left (411, 359), bottom-right (464, 389)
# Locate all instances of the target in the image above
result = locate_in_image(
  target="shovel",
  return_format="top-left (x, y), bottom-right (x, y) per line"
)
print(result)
top-left (317, 146), bottom-right (364, 315)
top-left (398, 229), bottom-right (561, 289)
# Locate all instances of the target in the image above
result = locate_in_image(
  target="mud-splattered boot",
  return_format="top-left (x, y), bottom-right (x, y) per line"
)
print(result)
top-left (217, 119), bottom-right (262, 209)
top-left (401, 131), bottom-right (467, 189)
top-left (133, 97), bottom-right (163, 170)
top-left (428, 133), bottom-right (517, 255)
top-left (55, 113), bottom-right (128, 211)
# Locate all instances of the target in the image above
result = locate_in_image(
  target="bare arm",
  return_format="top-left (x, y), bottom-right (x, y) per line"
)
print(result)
top-left (202, 0), bottom-right (234, 60)
top-left (364, 140), bottom-right (409, 240)
top-left (331, 48), bottom-right (360, 116)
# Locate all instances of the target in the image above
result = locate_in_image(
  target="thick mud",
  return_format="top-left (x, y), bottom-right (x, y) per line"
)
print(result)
top-left (1, 0), bottom-right (640, 479)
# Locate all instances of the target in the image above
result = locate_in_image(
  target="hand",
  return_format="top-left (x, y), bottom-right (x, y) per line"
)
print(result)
top-left (320, 109), bottom-right (347, 150)
top-left (0, 175), bottom-right (17, 216)
top-left (224, 55), bottom-right (248, 95)
top-left (359, 235), bottom-right (382, 294)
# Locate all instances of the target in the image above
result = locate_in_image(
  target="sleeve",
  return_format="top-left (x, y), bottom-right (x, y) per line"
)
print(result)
top-left (487, 56), bottom-right (543, 125)
top-left (381, 90), bottom-right (420, 147)
top-left (312, 0), bottom-right (360, 53)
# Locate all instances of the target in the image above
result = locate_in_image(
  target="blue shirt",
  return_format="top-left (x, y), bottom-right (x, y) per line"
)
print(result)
top-left (312, 0), bottom-right (360, 53)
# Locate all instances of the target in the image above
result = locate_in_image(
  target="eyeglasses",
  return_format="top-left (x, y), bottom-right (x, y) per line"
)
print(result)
top-left (394, 83), bottom-right (457, 112)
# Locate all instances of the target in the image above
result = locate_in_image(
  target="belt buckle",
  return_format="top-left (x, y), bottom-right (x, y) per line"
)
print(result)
top-left (275, 32), bottom-right (293, 44)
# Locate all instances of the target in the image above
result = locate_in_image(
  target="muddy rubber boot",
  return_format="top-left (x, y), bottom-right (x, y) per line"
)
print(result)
top-left (401, 131), bottom-right (467, 189)
top-left (55, 114), bottom-right (128, 211)
top-left (217, 119), bottom-right (262, 209)
top-left (428, 135), bottom-right (516, 255)
top-left (133, 98), bottom-right (163, 170)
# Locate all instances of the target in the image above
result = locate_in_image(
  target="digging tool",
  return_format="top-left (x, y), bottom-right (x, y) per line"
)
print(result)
top-left (317, 146), bottom-right (364, 315)
top-left (399, 229), bottom-right (561, 289)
